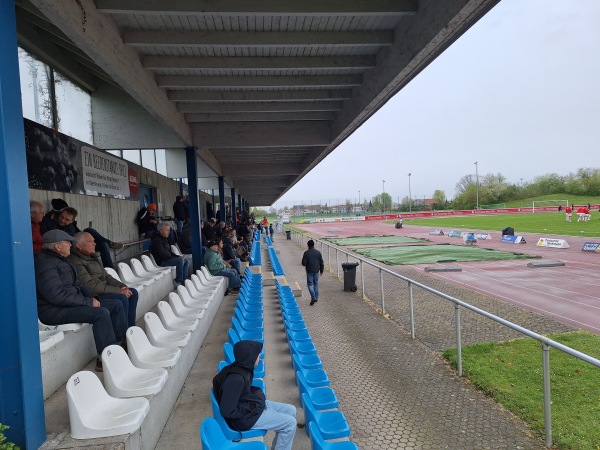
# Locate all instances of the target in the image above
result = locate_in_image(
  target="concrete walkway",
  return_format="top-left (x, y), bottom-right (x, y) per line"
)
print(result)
top-left (158, 231), bottom-right (551, 449)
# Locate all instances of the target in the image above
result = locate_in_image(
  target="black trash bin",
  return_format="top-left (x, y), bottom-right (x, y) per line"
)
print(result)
top-left (502, 226), bottom-right (514, 236)
top-left (285, 230), bottom-right (291, 240)
top-left (341, 262), bottom-right (359, 292)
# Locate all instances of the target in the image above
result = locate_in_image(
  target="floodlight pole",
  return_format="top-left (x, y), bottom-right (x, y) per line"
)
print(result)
top-left (474, 161), bottom-right (479, 210)
top-left (408, 173), bottom-right (412, 213)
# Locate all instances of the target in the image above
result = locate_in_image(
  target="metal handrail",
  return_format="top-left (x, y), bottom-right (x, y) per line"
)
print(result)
top-left (288, 227), bottom-right (600, 448)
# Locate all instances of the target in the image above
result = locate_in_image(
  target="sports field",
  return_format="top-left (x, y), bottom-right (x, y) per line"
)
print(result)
top-left (323, 235), bottom-right (427, 246)
top-left (404, 212), bottom-right (600, 238)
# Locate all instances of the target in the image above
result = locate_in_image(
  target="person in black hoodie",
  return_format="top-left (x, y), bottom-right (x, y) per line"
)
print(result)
top-left (213, 340), bottom-right (297, 450)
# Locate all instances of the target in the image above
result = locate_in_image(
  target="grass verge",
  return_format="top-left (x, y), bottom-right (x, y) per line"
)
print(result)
top-left (443, 330), bottom-right (600, 449)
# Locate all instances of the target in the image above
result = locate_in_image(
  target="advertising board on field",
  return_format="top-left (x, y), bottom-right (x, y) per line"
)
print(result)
top-left (537, 238), bottom-right (569, 249)
top-left (582, 242), bottom-right (600, 253)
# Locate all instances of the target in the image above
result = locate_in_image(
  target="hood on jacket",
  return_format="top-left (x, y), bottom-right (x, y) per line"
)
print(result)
top-left (233, 340), bottom-right (263, 371)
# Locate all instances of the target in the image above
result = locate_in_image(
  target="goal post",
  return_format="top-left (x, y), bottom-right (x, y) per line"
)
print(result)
top-left (532, 199), bottom-right (569, 214)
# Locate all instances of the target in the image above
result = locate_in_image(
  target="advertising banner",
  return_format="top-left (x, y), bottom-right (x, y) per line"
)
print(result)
top-left (536, 238), bottom-right (569, 249)
top-left (582, 242), bottom-right (600, 253)
top-left (501, 235), bottom-right (525, 244)
top-left (81, 146), bottom-right (130, 197)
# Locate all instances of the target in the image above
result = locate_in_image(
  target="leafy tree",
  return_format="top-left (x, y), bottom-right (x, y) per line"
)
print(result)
top-left (432, 190), bottom-right (446, 209)
top-left (372, 193), bottom-right (392, 212)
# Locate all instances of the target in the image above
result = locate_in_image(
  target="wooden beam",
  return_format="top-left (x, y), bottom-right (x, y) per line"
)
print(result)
top-left (156, 74), bottom-right (362, 88)
top-left (179, 101), bottom-right (343, 113)
top-left (169, 90), bottom-right (352, 102)
top-left (96, 0), bottom-right (418, 16)
top-left (143, 55), bottom-right (376, 71)
top-left (124, 30), bottom-right (393, 47)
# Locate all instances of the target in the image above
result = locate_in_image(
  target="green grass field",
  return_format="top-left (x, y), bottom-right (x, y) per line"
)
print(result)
top-left (443, 331), bottom-right (600, 450)
top-left (403, 212), bottom-right (600, 238)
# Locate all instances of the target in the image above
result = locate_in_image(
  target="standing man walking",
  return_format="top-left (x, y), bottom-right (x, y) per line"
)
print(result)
top-left (301, 240), bottom-right (324, 306)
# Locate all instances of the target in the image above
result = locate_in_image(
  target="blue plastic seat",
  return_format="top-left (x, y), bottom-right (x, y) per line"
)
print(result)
top-left (201, 417), bottom-right (268, 449)
top-left (292, 355), bottom-right (329, 387)
top-left (301, 393), bottom-right (350, 440)
top-left (296, 371), bottom-right (338, 411)
top-left (209, 392), bottom-right (267, 441)
top-left (232, 318), bottom-right (264, 342)
top-left (307, 422), bottom-right (358, 450)
top-left (285, 320), bottom-right (308, 333)
top-left (234, 309), bottom-right (263, 329)
top-left (285, 332), bottom-right (316, 354)
top-left (289, 341), bottom-right (322, 369)
top-left (286, 328), bottom-right (312, 342)
top-left (235, 301), bottom-right (263, 318)
top-left (232, 316), bottom-right (264, 333)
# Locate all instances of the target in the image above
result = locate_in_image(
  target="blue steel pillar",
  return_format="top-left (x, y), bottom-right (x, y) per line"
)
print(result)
top-left (185, 147), bottom-right (203, 271)
top-left (0, 4), bottom-right (46, 447)
top-left (238, 194), bottom-right (242, 214)
top-left (230, 188), bottom-right (236, 227)
top-left (218, 176), bottom-right (226, 222)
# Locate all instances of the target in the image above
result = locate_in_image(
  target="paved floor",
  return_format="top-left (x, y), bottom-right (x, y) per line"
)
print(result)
top-left (158, 228), bottom-right (573, 449)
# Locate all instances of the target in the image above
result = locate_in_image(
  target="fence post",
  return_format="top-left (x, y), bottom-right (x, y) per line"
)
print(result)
top-left (408, 282), bottom-right (415, 339)
top-left (379, 268), bottom-right (385, 315)
top-left (336, 249), bottom-right (339, 278)
top-left (328, 245), bottom-right (331, 272)
top-left (360, 261), bottom-right (365, 299)
top-left (542, 342), bottom-right (553, 448)
top-left (455, 304), bottom-right (462, 377)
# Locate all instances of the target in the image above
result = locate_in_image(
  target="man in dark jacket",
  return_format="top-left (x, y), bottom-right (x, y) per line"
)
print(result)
top-left (301, 239), bottom-right (324, 305)
top-left (35, 230), bottom-right (126, 372)
top-left (213, 340), bottom-right (297, 449)
top-left (150, 222), bottom-right (189, 285)
top-left (172, 196), bottom-right (186, 234)
top-left (68, 232), bottom-right (139, 328)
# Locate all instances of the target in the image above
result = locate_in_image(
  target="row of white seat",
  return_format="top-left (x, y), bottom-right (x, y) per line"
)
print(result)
top-left (67, 269), bottom-right (228, 440)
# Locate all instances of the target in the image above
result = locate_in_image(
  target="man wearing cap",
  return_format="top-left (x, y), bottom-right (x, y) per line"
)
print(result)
top-left (204, 240), bottom-right (241, 294)
top-left (34, 230), bottom-right (127, 371)
top-left (137, 203), bottom-right (159, 237)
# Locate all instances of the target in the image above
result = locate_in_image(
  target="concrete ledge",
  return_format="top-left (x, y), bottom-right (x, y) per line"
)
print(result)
top-left (41, 292), bottom-right (224, 450)
top-left (274, 276), bottom-right (288, 286)
top-left (424, 265), bottom-right (462, 272)
top-left (291, 281), bottom-right (302, 297)
top-left (263, 278), bottom-right (276, 286)
top-left (527, 261), bottom-right (565, 268)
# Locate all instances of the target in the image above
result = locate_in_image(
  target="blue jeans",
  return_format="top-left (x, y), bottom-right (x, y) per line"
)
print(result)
top-left (161, 257), bottom-right (189, 284)
top-left (217, 268), bottom-right (241, 289)
top-left (306, 272), bottom-right (320, 300)
top-left (84, 227), bottom-right (114, 269)
top-left (228, 258), bottom-right (241, 275)
top-left (252, 400), bottom-right (296, 450)
top-left (98, 288), bottom-right (139, 328)
top-left (176, 220), bottom-right (184, 234)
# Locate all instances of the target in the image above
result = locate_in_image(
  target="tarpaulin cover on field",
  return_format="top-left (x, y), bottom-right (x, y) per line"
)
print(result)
top-left (324, 235), bottom-right (428, 246)
top-left (353, 244), bottom-right (538, 265)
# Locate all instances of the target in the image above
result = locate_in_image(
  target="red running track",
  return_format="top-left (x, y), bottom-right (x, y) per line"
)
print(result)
top-left (295, 220), bottom-right (600, 335)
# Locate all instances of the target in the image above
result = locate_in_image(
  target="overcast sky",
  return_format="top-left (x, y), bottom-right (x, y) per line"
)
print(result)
top-left (275, 0), bottom-right (600, 208)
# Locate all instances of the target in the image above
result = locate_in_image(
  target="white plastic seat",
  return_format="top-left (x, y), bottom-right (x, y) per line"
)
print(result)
top-left (141, 255), bottom-right (172, 275)
top-left (190, 274), bottom-right (220, 297)
top-left (157, 301), bottom-right (199, 332)
top-left (130, 258), bottom-right (164, 281)
top-left (38, 318), bottom-right (84, 333)
top-left (170, 244), bottom-right (183, 256)
top-left (185, 279), bottom-right (215, 302)
top-left (126, 327), bottom-right (181, 369)
top-left (177, 285), bottom-right (211, 310)
top-left (67, 371), bottom-right (150, 439)
top-left (39, 330), bottom-right (65, 353)
top-left (101, 345), bottom-right (168, 398)
top-left (168, 292), bottom-right (206, 318)
top-left (196, 269), bottom-right (222, 287)
top-left (118, 262), bottom-right (154, 287)
top-left (144, 312), bottom-right (191, 348)
top-left (201, 266), bottom-right (225, 283)
top-left (105, 267), bottom-right (145, 292)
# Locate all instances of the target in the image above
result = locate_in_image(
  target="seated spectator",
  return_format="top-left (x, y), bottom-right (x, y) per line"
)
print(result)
top-left (68, 232), bottom-right (139, 328)
top-left (30, 200), bottom-right (45, 252)
top-left (35, 230), bottom-right (127, 372)
top-left (202, 217), bottom-right (217, 241)
top-left (213, 340), bottom-right (297, 449)
top-left (221, 233), bottom-right (242, 276)
top-left (178, 221), bottom-right (193, 255)
top-left (214, 220), bottom-right (226, 238)
top-left (151, 222), bottom-right (189, 286)
top-left (204, 240), bottom-right (241, 294)
top-left (40, 205), bottom-right (123, 269)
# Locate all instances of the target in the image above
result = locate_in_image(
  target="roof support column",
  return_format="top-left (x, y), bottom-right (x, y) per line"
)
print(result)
top-left (0, 4), bottom-right (46, 447)
top-left (185, 147), bottom-right (203, 271)
top-left (230, 188), bottom-right (236, 227)
top-left (218, 176), bottom-right (226, 223)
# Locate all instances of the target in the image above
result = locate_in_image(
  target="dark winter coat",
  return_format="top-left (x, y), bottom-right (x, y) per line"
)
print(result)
top-left (301, 247), bottom-right (324, 274)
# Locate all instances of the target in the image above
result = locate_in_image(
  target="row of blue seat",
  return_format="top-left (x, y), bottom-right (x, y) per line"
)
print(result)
top-left (268, 247), bottom-right (285, 276)
top-left (275, 280), bottom-right (359, 450)
top-left (201, 268), bottom-right (269, 449)
top-left (249, 238), bottom-right (262, 266)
